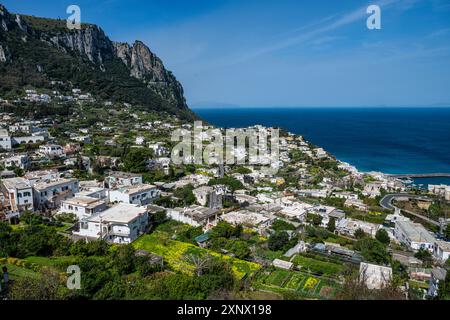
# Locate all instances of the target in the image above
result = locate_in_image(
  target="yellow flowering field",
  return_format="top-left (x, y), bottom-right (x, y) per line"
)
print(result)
top-left (133, 232), bottom-right (260, 279)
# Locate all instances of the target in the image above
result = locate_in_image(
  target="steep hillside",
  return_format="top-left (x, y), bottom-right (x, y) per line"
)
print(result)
top-left (0, 4), bottom-right (194, 119)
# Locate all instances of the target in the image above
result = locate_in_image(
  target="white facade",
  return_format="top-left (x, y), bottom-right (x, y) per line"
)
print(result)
top-left (0, 129), bottom-right (12, 150)
top-left (336, 218), bottom-right (381, 238)
top-left (33, 178), bottom-right (79, 209)
top-left (74, 203), bottom-right (148, 244)
top-left (39, 144), bottom-right (65, 158)
top-left (394, 220), bottom-right (436, 252)
top-left (2, 154), bottom-right (30, 169)
top-left (60, 196), bottom-right (107, 220)
top-left (1, 177), bottom-right (34, 212)
top-left (192, 186), bottom-right (213, 206)
top-left (104, 171), bottom-right (143, 188)
top-left (433, 240), bottom-right (450, 262)
top-left (167, 205), bottom-right (219, 228)
top-left (360, 262), bottom-right (392, 290)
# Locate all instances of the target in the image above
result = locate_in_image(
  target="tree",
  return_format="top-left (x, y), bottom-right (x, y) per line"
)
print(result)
top-left (208, 176), bottom-right (244, 193)
top-left (414, 249), bottom-right (433, 267)
top-left (121, 148), bottom-right (153, 173)
top-left (354, 228), bottom-right (367, 239)
top-left (8, 268), bottom-right (65, 300)
top-left (111, 245), bottom-right (136, 275)
top-left (375, 229), bottom-right (390, 245)
top-left (268, 231), bottom-right (290, 251)
top-left (173, 184), bottom-right (196, 206)
top-left (226, 240), bottom-right (251, 259)
top-left (327, 217), bottom-right (336, 233)
top-left (444, 224), bottom-right (450, 241)
top-left (312, 214), bottom-right (323, 227)
top-left (149, 210), bottom-right (168, 227)
top-left (354, 238), bottom-right (390, 265)
top-left (211, 221), bottom-right (235, 239)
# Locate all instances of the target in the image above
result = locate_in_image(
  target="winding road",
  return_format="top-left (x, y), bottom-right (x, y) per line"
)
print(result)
top-left (379, 194), bottom-right (440, 227)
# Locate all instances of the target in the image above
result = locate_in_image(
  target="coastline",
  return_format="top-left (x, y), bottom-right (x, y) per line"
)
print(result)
top-left (194, 106), bottom-right (450, 182)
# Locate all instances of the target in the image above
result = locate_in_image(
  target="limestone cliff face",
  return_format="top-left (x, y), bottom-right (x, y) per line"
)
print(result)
top-left (112, 40), bottom-right (186, 105)
top-left (45, 25), bottom-right (115, 66)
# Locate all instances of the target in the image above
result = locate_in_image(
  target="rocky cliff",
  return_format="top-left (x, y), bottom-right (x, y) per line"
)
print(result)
top-left (0, 3), bottom-right (192, 118)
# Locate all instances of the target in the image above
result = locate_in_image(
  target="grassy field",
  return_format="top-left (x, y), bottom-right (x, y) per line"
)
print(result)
top-left (4, 263), bottom-right (39, 280)
top-left (292, 255), bottom-right (344, 276)
top-left (133, 232), bottom-right (261, 280)
top-left (24, 256), bottom-right (76, 271)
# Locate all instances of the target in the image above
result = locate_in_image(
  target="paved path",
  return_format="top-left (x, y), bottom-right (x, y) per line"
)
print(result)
top-left (380, 194), bottom-right (440, 227)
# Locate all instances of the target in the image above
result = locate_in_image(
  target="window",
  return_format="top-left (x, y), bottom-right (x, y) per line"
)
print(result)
top-left (24, 192), bottom-right (31, 197)
top-left (17, 193), bottom-right (22, 198)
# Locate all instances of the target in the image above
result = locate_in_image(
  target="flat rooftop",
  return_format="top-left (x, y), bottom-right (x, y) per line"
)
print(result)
top-left (1, 177), bottom-right (31, 190)
top-left (63, 196), bottom-right (105, 208)
top-left (106, 171), bottom-right (142, 179)
top-left (89, 203), bottom-right (147, 224)
top-left (34, 178), bottom-right (77, 190)
top-left (116, 184), bottom-right (156, 194)
top-left (396, 221), bottom-right (436, 243)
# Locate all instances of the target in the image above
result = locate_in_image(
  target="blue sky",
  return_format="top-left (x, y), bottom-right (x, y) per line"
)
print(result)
top-left (3, 0), bottom-right (450, 107)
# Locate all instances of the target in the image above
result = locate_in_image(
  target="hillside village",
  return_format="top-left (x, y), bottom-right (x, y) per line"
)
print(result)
top-left (0, 86), bottom-right (449, 300)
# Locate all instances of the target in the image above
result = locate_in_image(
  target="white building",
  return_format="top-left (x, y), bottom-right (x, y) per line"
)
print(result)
top-left (2, 154), bottom-right (30, 169)
top-left (59, 196), bottom-right (107, 220)
top-left (33, 178), bottom-right (79, 210)
top-left (148, 142), bottom-right (169, 156)
top-left (74, 203), bottom-right (148, 244)
top-left (344, 198), bottom-right (369, 212)
top-left (220, 210), bottom-right (274, 229)
top-left (333, 191), bottom-right (358, 200)
top-left (336, 218), bottom-right (381, 238)
top-left (433, 240), bottom-right (450, 262)
top-left (39, 144), bottom-right (65, 158)
top-left (167, 205), bottom-right (219, 228)
top-left (272, 259), bottom-right (294, 270)
top-left (108, 184), bottom-right (159, 205)
top-left (360, 262), bottom-right (393, 290)
top-left (394, 220), bottom-right (436, 252)
top-left (192, 186), bottom-right (213, 206)
top-left (0, 177), bottom-right (34, 212)
top-left (24, 169), bottom-right (59, 185)
top-left (363, 183), bottom-right (383, 198)
top-left (135, 136), bottom-right (145, 145)
top-left (104, 171), bottom-right (143, 189)
top-left (0, 129), bottom-right (12, 150)
top-left (428, 184), bottom-right (450, 201)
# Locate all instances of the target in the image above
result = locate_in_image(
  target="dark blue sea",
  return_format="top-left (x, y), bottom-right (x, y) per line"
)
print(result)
top-left (193, 107), bottom-right (450, 186)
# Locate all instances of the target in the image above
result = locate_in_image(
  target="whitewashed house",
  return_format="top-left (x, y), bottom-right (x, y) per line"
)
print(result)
top-left (59, 196), bottom-right (107, 220)
top-left (108, 184), bottom-right (159, 205)
top-left (394, 220), bottom-right (436, 252)
top-left (2, 154), bottom-right (30, 169)
top-left (33, 178), bottom-right (79, 210)
top-left (192, 186), bottom-right (213, 206)
top-left (0, 177), bottom-right (34, 212)
top-left (167, 205), bottom-right (219, 228)
top-left (39, 144), bottom-right (65, 158)
top-left (433, 240), bottom-right (450, 262)
top-left (360, 262), bottom-right (392, 290)
top-left (104, 171), bottom-right (143, 189)
top-left (0, 129), bottom-right (12, 150)
top-left (74, 203), bottom-right (148, 244)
